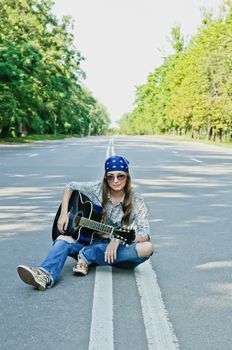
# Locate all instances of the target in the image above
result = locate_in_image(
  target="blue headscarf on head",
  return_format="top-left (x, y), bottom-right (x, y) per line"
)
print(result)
top-left (104, 155), bottom-right (129, 173)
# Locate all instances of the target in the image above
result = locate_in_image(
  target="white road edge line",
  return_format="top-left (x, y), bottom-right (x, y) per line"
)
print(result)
top-left (89, 266), bottom-right (114, 350)
top-left (135, 260), bottom-right (179, 350)
top-left (89, 138), bottom-right (115, 350)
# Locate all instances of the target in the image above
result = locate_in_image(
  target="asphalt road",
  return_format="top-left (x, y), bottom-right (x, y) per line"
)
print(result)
top-left (0, 136), bottom-right (232, 350)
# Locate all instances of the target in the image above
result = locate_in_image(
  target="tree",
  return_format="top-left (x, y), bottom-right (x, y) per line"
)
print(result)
top-left (122, 2), bottom-right (232, 141)
top-left (0, 0), bottom-right (109, 137)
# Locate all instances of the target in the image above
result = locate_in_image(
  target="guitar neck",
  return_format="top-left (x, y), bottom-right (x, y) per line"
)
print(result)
top-left (79, 217), bottom-right (113, 235)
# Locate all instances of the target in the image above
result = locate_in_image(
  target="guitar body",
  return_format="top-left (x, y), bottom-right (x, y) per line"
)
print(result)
top-left (52, 191), bottom-right (103, 245)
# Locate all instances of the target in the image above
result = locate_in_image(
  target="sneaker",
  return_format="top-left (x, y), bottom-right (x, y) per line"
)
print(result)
top-left (17, 265), bottom-right (50, 291)
top-left (72, 257), bottom-right (88, 275)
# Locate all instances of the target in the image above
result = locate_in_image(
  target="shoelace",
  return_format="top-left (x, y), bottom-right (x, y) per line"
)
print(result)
top-left (32, 268), bottom-right (50, 283)
top-left (39, 274), bottom-right (50, 283)
top-left (76, 261), bottom-right (88, 271)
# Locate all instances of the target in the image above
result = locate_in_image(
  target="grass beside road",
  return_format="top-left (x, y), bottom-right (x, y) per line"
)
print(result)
top-left (154, 133), bottom-right (232, 149)
top-left (0, 134), bottom-right (80, 144)
top-left (1, 133), bottom-right (232, 150)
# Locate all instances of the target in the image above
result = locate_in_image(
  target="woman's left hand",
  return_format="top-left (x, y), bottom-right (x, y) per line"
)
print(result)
top-left (104, 238), bottom-right (120, 264)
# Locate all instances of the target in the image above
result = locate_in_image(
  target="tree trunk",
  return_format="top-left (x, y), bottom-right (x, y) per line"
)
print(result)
top-left (208, 126), bottom-right (213, 140)
top-left (213, 127), bottom-right (216, 142)
top-left (0, 125), bottom-right (10, 138)
top-left (218, 128), bottom-right (222, 142)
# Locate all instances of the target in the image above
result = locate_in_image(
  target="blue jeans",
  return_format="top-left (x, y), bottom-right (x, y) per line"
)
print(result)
top-left (79, 239), bottom-right (149, 269)
top-left (38, 239), bottom-right (150, 288)
top-left (38, 239), bottom-right (84, 287)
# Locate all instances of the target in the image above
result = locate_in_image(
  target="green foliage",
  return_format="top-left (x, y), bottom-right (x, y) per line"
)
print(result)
top-left (0, 0), bottom-right (110, 138)
top-left (169, 25), bottom-right (185, 53)
top-left (122, 1), bottom-right (232, 142)
top-left (89, 102), bottom-right (110, 135)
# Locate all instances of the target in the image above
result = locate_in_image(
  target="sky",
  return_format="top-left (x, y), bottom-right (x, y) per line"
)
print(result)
top-left (52, 0), bottom-right (223, 126)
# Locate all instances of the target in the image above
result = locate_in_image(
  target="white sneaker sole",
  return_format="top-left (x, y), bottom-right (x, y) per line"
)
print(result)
top-left (17, 265), bottom-right (46, 290)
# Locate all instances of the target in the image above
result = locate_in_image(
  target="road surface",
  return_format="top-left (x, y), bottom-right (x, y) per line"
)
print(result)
top-left (0, 136), bottom-right (232, 350)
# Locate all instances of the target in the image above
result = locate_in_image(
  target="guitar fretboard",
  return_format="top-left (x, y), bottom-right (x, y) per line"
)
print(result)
top-left (79, 217), bottom-right (113, 235)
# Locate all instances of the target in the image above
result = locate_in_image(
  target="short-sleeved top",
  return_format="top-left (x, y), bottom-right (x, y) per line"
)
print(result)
top-left (65, 181), bottom-right (150, 237)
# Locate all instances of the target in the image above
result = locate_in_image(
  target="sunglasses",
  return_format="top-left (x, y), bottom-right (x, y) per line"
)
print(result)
top-left (105, 174), bottom-right (127, 182)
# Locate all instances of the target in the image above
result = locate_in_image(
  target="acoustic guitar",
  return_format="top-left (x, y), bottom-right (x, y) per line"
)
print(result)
top-left (52, 190), bottom-right (135, 245)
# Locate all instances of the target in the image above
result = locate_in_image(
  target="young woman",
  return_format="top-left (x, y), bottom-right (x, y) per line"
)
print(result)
top-left (17, 155), bottom-right (154, 290)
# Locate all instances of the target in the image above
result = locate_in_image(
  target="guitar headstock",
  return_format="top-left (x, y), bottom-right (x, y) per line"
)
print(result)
top-left (113, 226), bottom-right (135, 244)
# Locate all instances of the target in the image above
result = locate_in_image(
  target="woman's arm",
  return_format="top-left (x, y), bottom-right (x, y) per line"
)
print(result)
top-left (57, 187), bottom-right (73, 233)
top-left (132, 193), bottom-right (151, 242)
top-left (57, 181), bottom-right (101, 233)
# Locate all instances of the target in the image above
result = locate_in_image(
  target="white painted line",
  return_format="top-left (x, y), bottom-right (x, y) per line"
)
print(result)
top-left (191, 158), bottom-right (202, 163)
top-left (106, 138), bottom-right (115, 158)
top-left (135, 260), bottom-right (179, 350)
top-left (172, 151), bottom-right (178, 154)
top-left (111, 138), bottom-right (115, 155)
top-left (106, 141), bottom-right (110, 158)
top-left (89, 266), bottom-right (114, 350)
top-left (89, 140), bottom-right (115, 349)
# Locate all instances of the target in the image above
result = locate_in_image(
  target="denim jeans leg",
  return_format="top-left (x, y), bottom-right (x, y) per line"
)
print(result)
top-left (79, 242), bottom-right (108, 266)
top-left (79, 242), bottom-right (149, 268)
top-left (113, 243), bottom-right (149, 268)
top-left (38, 239), bottom-right (84, 287)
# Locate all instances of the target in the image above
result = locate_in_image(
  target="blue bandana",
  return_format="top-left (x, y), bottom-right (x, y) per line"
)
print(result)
top-left (105, 155), bottom-right (129, 173)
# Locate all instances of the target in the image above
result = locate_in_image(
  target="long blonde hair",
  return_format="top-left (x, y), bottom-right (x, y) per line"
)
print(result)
top-left (101, 174), bottom-right (132, 226)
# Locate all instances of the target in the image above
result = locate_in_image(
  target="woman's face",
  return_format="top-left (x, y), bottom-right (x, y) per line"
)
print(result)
top-left (105, 171), bottom-right (128, 192)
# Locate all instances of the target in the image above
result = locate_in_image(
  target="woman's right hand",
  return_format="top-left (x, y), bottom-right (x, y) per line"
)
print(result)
top-left (57, 213), bottom-right (69, 233)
